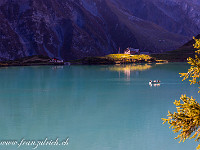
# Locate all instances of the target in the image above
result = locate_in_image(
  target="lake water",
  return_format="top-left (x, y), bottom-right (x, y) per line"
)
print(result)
top-left (0, 63), bottom-right (198, 150)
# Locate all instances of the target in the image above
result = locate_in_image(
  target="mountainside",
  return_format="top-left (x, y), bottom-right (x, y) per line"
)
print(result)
top-left (0, 0), bottom-right (199, 60)
top-left (175, 34), bottom-right (200, 52)
top-left (117, 0), bottom-right (200, 37)
top-left (151, 34), bottom-right (200, 62)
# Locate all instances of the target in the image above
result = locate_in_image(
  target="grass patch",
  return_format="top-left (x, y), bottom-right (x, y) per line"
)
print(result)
top-left (105, 54), bottom-right (153, 61)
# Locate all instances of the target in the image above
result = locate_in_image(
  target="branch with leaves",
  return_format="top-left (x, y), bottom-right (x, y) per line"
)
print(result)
top-left (162, 37), bottom-right (200, 149)
top-left (162, 95), bottom-right (200, 148)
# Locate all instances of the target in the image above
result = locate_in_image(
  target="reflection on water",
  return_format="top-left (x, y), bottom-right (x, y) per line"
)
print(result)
top-left (108, 64), bottom-right (152, 72)
top-left (108, 64), bottom-right (152, 80)
top-left (52, 66), bottom-right (64, 70)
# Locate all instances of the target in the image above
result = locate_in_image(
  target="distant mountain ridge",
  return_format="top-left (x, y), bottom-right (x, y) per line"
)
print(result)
top-left (116, 0), bottom-right (200, 37)
top-left (0, 0), bottom-right (199, 60)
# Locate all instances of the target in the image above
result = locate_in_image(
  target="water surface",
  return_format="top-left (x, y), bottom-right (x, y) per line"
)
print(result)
top-left (0, 63), bottom-right (198, 150)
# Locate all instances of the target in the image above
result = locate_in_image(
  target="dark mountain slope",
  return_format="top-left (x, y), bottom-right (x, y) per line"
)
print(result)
top-left (117, 0), bottom-right (200, 37)
top-left (151, 34), bottom-right (200, 61)
top-left (0, 0), bottom-right (197, 60)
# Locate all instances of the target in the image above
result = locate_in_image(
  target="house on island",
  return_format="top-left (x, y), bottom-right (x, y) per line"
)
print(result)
top-left (124, 48), bottom-right (140, 55)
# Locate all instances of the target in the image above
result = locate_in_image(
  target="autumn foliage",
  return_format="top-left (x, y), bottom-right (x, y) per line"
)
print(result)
top-left (162, 37), bottom-right (200, 149)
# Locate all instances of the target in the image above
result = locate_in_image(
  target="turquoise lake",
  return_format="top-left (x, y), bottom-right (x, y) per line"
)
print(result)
top-left (0, 63), bottom-right (199, 150)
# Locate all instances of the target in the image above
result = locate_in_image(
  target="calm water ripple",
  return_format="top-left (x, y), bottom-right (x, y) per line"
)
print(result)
top-left (0, 63), bottom-right (198, 150)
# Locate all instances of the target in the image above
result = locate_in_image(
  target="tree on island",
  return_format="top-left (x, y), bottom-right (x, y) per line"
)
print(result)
top-left (162, 37), bottom-right (200, 149)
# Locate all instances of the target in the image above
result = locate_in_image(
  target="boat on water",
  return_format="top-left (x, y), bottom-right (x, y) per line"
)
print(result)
top-left (149, 80), bottom-right (161, 87)
top-left (149, 80), bottom-right (161, 84)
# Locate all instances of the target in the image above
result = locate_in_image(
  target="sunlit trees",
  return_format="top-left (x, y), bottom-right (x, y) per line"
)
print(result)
top-left (162, 37), bottom-right (200, 149)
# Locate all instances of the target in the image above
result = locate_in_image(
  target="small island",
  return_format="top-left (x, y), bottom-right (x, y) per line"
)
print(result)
top-left (71, 47), bottom-right (167, 65)
top-left (71, 54), bottom-right (159, 65)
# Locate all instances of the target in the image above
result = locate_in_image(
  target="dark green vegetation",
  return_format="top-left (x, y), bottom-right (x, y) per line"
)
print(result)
top-left (0, 55), bottom-right (64, 67)
top-left (151, 34), bottom-right (200, 62)
top-left (71, 57), bottom-right (116, 65)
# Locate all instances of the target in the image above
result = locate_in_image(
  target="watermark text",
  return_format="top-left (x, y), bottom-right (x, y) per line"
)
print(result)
top-left (0, 137), bottom-right (69, 149)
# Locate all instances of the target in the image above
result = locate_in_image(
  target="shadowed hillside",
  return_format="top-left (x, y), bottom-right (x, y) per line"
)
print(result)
top-left (0, 0), bottom-right (199, 60)
top-left (151, 34), bottom-right (200, 61)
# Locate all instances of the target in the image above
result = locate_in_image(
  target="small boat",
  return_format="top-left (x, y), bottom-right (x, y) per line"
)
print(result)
top-left (149, 80), bottom-right (161, 84)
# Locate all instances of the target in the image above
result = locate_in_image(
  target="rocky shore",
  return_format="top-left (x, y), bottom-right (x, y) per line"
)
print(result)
top-left (0, 55), bottom-right (64, 67)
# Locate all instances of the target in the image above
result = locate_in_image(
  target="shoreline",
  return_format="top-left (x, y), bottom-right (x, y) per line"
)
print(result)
top-left (0, 55), bottom-right (65, 67)
top-left (0, 53), bottom-right (190, 67)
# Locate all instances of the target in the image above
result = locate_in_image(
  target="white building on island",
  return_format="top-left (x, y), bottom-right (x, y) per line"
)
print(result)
top-left (124, 48), bottom-right (140, 55)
